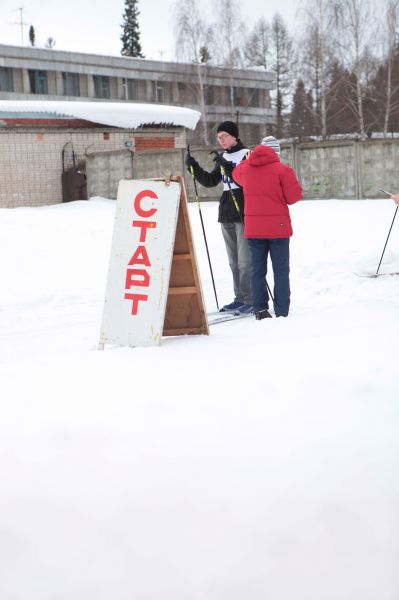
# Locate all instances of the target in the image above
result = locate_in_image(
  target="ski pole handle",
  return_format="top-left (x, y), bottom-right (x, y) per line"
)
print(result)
top-left (189, 165), bottom-right (200, 208)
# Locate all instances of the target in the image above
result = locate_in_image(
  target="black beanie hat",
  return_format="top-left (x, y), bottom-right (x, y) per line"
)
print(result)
top-left (217, 120), bottom-right (239, 139)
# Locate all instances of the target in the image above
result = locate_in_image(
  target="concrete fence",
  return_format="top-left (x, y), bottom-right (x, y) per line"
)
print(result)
top-left (86, 146), bottom-right (220, 202)
top-left (282, 138), bottom-right (399, 199)
top-left (4, 132), bottom-right (395, 208)
top-left (85, 138), bottom-right (399, 202)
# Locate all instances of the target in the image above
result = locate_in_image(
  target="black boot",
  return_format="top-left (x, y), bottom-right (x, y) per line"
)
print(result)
top-left (255, 308), bottom-right (272, 320)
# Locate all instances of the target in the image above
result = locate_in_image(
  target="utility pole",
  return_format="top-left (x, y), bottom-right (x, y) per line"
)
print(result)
top-left (12, 6), bottom-right (29, 46)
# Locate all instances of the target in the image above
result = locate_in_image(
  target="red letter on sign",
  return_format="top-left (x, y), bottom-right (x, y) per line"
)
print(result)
top-left (125, 268), bottom-right (150, 289)
top-left (134, 190), bottom-right (158, 218)
top-left (128, 245), bottom-right (151, 266)
top-left (132, 220), bottom-right (157, 243)
top-left (124, 293), bottom-right (148, 315)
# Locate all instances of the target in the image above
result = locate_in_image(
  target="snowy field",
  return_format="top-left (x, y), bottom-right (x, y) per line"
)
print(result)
top-left (0, 196), bottom-right (398, 600)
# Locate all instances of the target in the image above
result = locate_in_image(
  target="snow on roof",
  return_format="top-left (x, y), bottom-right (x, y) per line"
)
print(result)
top-left (0, 100), bottom-right (201, 130)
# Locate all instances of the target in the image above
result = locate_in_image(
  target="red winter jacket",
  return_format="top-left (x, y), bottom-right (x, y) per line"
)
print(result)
top-left (232, 145), bottom-right (302, 238)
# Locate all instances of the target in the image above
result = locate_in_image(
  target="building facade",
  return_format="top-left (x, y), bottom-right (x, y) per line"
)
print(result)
top-left (0, 44), bottom-right (276, 146)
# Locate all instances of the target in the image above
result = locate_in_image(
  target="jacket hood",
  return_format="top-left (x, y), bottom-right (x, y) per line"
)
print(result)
top-left (248, 144), bottom-right (280, 166)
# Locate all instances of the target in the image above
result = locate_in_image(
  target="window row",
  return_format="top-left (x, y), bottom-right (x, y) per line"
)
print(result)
top-left (0, 67), bottom-right (264, 108)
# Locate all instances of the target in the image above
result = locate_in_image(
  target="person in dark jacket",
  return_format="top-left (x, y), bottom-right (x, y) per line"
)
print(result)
top-left (231, 136), bottom-right (302, 319)
top-left (185, 121), bottom-right (252, 313)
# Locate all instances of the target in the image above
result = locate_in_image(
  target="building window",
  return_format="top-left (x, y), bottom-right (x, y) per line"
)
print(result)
top-left (123, 78), bottom-right (138, 101)
top-left (28, 69), bottom-right (48, 94)
top-left (153, 82), bottom-right (164, 103)
top-left (0, 67), bottom-right (13, 92)
top-left (205, 85), bottom-right (214, 105)
top-left (178, 82), bottom-right (186, 103)
top-left (93, 75), bottom-right (110, 99)
top-left (62, 72), bottom-right (80, 97)
top-left (248, 89), bottom-right (259, 108)
top-left (233, 87), bottom-right (249, 107)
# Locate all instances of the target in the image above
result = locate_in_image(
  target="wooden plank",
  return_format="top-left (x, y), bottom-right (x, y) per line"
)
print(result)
top-left (168, 287), bottom-right (197, 295)
top-left (163, 327), bottom-right (207, 335)
top-left (172, 253), bottom-right (191, 261)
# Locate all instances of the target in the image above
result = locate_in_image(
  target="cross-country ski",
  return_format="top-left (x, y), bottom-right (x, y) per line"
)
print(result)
top-left (355, 271), bottom-right (399, 278)
top-left (207, 311), bottom-right (253, 325)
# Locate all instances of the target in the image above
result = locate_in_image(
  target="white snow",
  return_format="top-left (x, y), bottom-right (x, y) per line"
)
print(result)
top-left (0, 196), bottom-right (399, 600)
top-left (0, 100), bottom-right (201, 130)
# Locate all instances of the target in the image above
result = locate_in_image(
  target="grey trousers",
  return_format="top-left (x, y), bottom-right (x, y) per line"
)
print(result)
top-left (220, 222), bottom-right (252, 304)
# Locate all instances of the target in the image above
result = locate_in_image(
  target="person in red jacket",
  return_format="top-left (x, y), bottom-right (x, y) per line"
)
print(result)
top-left (229, 136), bottom-right (302, 319)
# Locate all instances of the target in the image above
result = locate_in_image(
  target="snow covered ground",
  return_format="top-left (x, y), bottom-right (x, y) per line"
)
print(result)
top-left (0, 196), bottom-right (398, 600)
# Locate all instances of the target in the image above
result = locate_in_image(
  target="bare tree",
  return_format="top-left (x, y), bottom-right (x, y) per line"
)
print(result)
top-left (364, 10), bottom-right (399, 135)
top-left (269, 14), bottom-right (294, 137)
top-left (212, 0), bottom-right (246, 118)
top-left (298, 0), bottom-right (336, 137)
top-left (174, 0), bottom-right (214, 143)
top-left (325, 60), bottom-right (357, 134)
top-left (332, 0), bottom-right (377, 138)
top-left (383, 0), bottom-right (399, 134)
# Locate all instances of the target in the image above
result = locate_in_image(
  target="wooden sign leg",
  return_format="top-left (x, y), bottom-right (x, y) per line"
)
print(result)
top-left (163, 176), bottom-right (209, 337)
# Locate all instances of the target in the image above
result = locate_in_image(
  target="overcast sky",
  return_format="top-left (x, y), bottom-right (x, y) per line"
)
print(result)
top-left (0, 0), bottom-right (302, 61)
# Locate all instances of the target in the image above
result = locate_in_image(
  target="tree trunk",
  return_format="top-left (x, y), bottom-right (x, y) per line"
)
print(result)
top-left (319, 0), bottom-right (327, 138)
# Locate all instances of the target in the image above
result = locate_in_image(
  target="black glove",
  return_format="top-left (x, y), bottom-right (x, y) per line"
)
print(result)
top-left (185, 154), bottom-right (197, 169)
top-left (213, 154), bottom-right (234, 176)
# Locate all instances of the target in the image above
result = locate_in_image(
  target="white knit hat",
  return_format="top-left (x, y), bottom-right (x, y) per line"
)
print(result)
top-left (261, 135), bottom-right (281, 155)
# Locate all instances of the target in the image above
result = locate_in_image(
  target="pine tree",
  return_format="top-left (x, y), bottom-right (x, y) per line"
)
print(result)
top-left (289, 79), bottom-right (314, 139)
top-left (29, 25), bottom-right (35, 47)
top-left (45, 37), bottom-right (56, 49)
top-left (121, 0), bottom-right (144, 58)
top-left (199, 46), bottom-right (211, 63)
top-left (244, 18), bottom-right (270, 68)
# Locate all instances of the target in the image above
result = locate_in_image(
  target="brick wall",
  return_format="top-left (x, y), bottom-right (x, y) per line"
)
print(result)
top-left (135, 137), bottom-right (174, 151)
top-left (0, 126), bottom-right (187, 208)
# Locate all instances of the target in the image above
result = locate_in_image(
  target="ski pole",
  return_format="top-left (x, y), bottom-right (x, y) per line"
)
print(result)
top-left (265, 278), bottom-right (274, 303)
top-left (375, 193), bottom-right (398, 276)
top-left (212, 150), bottom-right (274, 302)
top-left (187, 146), bottom-right (219, 310)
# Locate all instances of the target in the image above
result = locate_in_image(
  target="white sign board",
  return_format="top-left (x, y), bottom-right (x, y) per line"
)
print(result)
top-left (99, 179), bottom-right (180, 347)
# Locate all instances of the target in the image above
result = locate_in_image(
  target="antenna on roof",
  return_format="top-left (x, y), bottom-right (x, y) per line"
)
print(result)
top-left (12, 6), bottom-right (28, 46)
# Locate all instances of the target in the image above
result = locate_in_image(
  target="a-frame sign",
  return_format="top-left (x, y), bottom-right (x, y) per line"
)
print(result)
top-left (99, 175), bottom-right (209, 348)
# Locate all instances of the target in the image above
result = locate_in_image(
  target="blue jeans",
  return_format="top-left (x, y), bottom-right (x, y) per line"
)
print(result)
top-left (247, 238), bottom-right (290, 316)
